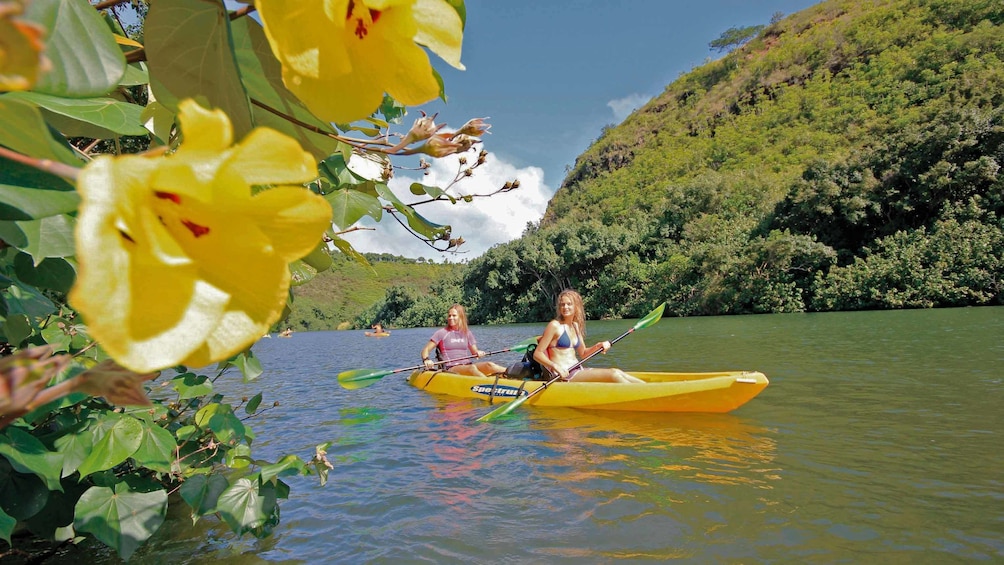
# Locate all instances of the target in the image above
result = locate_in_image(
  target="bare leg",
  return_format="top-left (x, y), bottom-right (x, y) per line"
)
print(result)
top-left (449, 364), bottom-right (487, 377)
top-left (569, 367), bottom-right (645, 383)
top-left (475, 361), bottom-right (506, 375)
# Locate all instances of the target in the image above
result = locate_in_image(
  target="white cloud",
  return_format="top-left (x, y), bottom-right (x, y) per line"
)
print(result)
top-left (607, 93), bottom-right (650, 122)
top-left (339, 149), bottom-right (552, 262)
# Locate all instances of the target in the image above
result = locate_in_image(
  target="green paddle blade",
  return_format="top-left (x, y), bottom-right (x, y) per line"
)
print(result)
top-left (476, 394), bottom-right (529, 422)
top-left (634, 302), bottom-right (665, 330)
top-left (509, 336), bottom-right (539, 353)
top-left (337, 368), bottom-right (396, 390)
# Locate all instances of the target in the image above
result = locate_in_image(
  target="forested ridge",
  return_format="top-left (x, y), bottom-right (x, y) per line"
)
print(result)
top-left (315, 0), bottom-right (1004, 329)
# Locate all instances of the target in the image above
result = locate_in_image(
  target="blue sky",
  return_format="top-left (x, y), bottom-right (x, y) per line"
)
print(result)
top-left (336, 0), bottom-right (823, 260)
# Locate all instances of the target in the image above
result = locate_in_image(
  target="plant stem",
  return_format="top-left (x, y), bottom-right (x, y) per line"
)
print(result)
top-left (0, 146), bottom-right (80, 181)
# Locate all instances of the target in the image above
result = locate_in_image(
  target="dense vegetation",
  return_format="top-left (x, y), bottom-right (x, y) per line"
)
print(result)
top-left (347, 0), bottom-right (1002, 326)
top-left (283, 253), bottom-right (460, 331)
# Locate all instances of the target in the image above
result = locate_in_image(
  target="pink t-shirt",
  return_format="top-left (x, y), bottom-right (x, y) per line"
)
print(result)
top-left (430, 328), bottom-right (475, 368)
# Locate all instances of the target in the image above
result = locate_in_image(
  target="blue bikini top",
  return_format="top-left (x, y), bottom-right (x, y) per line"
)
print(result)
top-left (555, 324), bottom-right (580, 349)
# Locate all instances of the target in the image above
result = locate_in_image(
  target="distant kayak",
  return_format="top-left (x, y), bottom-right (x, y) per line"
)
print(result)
top-left (365, 331), bottom-right (391, 337)
top-left (408, 370), bottom-right (768, 413)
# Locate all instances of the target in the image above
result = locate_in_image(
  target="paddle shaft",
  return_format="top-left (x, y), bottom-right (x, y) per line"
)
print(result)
top-left (338, 337), bottom-right (537, 389)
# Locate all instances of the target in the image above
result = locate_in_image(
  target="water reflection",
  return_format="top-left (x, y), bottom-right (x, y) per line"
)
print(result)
top-left (526, 409), bottom-right (780, 488)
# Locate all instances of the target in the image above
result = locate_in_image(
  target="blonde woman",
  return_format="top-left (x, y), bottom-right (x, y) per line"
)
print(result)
top-left (420, 304), bottom-right (506, 376)
top-left (534, 289), bottom-right (644, 383)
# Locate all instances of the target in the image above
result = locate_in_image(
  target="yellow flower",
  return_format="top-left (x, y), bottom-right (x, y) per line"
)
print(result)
top-left (257, 0), bottom-right (465, 124)
top-left (70, 100), bottom-right (332, 373)
top-left (0, 1), bottom-right (50, 91)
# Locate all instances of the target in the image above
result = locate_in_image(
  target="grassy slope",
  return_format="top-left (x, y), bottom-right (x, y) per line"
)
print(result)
top-left (284, 254), bottom-right (461, 331)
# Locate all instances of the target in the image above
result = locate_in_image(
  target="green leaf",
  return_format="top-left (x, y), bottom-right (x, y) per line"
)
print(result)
top-left (0, 505), bottom-right (15, 545)
top-left (300, 242), bottom-right (333, 272)
top-left (5, 91), bottom-right (148, 138)
top-left (327, 188), bottom-right (384, 229)
top-left (216, 476), bottom-right (276, 535)
top-left (53, 426), bottom-right (93, 478)
top-left (410, 181), bottom-right (456, 203)
top-left (289, 259), bottom-right (318, 287)
top-left (15, 214), bottom-right (76, 263)
top-left (13, 253), bottom-right (76, 294)
top-left (376, 184), bottom-right (451, 240)
top-left (229, 16), bottom-right (344, 162)
top-left (259, 455), bottom-right (306, 484)
top-left (0, 458), bottom-right (49, 521)
top-left (2, 278), bottom-right (57, 321)
top-left (244, 392), bottom-right (262, 415)
top-left (23, 0), bottom-right (126, 97)
top-left (194, 403), bottom-right (245, 444)
top-left (140, 101), bottom-right (176, 145)
top-left (224, 443), bottom-right (251, 469)
top-left (175, 425), bottom-right (199, 441)
top-left (74, 483), bottom-right (167, 561)
top-left (0, 159), bottom-right (80, 221)
top-left (227, 350), bottom-right (263, 382)
top-left (119, 61), bottom-right (150, 87)
top-left (40, 320), bottom-right (72, 353)
top-left (0, 96), bottom-right (80, 165)
top-left (76, 413), bottom-right (144, 478)
top-left (377, 94), bottom-right (407, 124)
top-left (329, 235), bottom-right (371, 267)
top-left (131, 421), bottom-right (177, 474)
top-left (0, 222), bottom-right (27, 248)
top-left (178, 473), bottom-right (229, 521)
top-left (319, 153), bottom-right (368, 188)
top-left (22, 480), bottom-right (89, 541)
top-left (2, 314), bottom-right (32, 347)
top-left (145, 0), bottom-right (254, 139)
top-left (0, 428), bottom-right (64, 491)
top-left (171, 372), bottom-right (213, 400)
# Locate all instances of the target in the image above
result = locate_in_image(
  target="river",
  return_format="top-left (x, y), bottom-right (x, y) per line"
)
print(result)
top-left (86, 306), bottom-right (1002, 563)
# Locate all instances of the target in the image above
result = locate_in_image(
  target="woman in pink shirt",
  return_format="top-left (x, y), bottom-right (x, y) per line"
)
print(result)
top-left (420, 304), bottom-right (506, 376)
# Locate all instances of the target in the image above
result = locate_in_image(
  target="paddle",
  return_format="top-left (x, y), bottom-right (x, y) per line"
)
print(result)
top-left (337, 336), bottom-right (539, 390)
top-left (475, 302), bottom-right (666, 422)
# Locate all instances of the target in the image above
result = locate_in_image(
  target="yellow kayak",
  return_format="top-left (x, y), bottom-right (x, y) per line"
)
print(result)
top-left (407, 370), bottom-right (769, 413)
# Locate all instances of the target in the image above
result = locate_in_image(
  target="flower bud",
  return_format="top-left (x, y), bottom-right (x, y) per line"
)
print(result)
top-left (455, 117), bottom-right (491, 137)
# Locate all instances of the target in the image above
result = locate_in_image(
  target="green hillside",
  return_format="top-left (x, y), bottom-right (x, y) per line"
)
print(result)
top-left (283, 253), bottom-right (461, 331)
top-left (316, 0), bottom-right (1003, 327)
top-left (455, 0), bottom-right (1003, 322)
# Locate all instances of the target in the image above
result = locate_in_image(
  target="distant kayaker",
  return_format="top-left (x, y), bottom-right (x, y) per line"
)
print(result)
top-left (421, 304), bottom-right (506, 376)
top-left (534, 289), bottom-right (644, 383)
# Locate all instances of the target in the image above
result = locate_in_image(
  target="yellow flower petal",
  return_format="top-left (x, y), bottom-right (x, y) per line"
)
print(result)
top-left (71, 100), bottom-right (331, 373)
top-left (177, 99), bottom-right (232, 153)
top-left (225, 127), bottom-right (317, 186)
top-left (0, 2), bottom-right (50, 91)
top-left (256, 0), bottom-right (464, 123)
top-left (413, 0), bottom-right (465, 70)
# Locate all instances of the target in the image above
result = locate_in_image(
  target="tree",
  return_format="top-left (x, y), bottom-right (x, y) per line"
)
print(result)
top-left (709, 24), bottom-right (765, 53)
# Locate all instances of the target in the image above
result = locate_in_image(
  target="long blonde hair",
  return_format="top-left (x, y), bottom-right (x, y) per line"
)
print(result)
top-left (446, 303), bottom-right (469, 333)
top-left (555, 289), bottom-right (586, 337)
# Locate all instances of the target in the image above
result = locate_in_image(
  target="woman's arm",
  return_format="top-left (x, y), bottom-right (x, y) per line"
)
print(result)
top-left (420, 340), bottom-right (437, 369)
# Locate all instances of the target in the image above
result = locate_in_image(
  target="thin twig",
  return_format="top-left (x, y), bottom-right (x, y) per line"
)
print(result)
top-left (0, 146), bottom-right (80, 181)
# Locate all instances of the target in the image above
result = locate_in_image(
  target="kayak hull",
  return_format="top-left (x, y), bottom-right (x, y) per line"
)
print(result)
top-left (407, 370), bottom-right (768, 413)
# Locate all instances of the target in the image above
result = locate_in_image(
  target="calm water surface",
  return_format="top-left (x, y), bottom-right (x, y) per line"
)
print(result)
top-left (101, 307), bottom-right (1002, 563)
